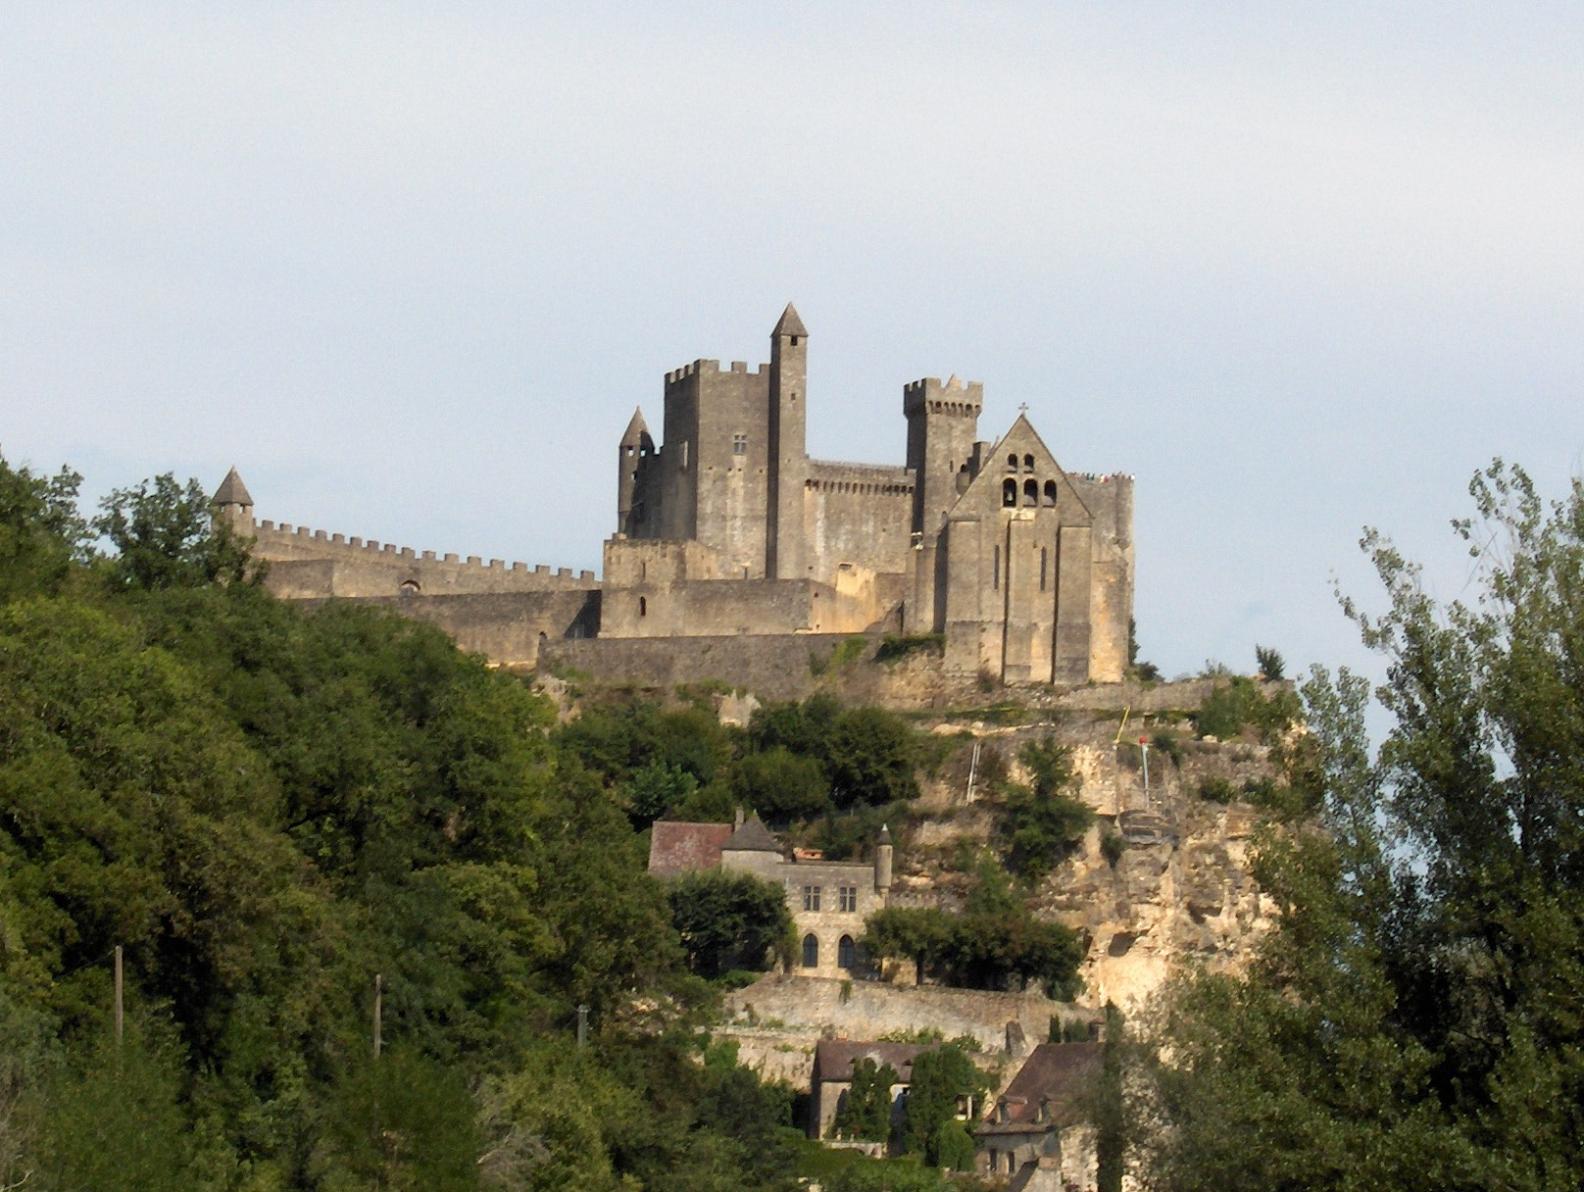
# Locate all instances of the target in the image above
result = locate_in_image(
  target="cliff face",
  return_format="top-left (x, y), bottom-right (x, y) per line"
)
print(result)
top-left (897, 683), bottom-right (1291, 1013)
top-left (1046, 800), bottom-right (1269, 1010)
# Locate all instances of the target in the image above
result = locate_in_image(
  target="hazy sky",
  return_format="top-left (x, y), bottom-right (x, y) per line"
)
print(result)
top-left (5, 3), bottom-right (1582, 684)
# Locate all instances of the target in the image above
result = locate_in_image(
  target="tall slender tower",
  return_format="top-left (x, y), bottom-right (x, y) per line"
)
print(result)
top-left (766, 303), bottom-right (808, 580)
top-left (616, 407), bottom-right (652, 537)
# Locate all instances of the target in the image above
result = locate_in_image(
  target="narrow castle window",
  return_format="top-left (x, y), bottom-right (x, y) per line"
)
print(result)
top-left (838, 935), bottom-right (857, 970)
top-left (733, 433), bottom-right (747, 455)
top-left (639, 596), bottom-right (647, 617)
top-left (1007, 453), bottom-right (1018, 470)
top-left (1040, 547), bottom-right (1048, 591)
top-left (801, 934), bottom-right (819, 968)
top-left (993, 544), bottom-right (1001, 590)
top-left (1023, 453), bottom-right (1035, 471)
top-left (1043, 480), bottom-right (1057, 507)
top-left (1023, 478), bottom-right (1038, 506)
top-left (1002, 478), bottom-right (1017, 507)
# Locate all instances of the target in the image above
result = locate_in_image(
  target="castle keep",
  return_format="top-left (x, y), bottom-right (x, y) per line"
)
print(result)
top-left (218, 305), bottom-right (1133, 685)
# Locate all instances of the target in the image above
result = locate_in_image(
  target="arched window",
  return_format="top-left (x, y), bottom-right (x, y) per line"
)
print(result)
top-left (838, 935), bottom-right (857, 970)
top-left (638, 596), bottom-right (647, 617)
top-left (1043, 480), bottom-right (1057, 507)
top-left (1023, 479), bottom-right (1038, 506)
top-left (801, 934), bottom-right (819, 968)
top-left (1002, 478), bottom-right (1017, 507)
top-left (1023, 453), bottom-right (1035, 471)
top-left (1006, 453), bottom-right (1018, 470)
top-left (399, 579), bottom-right (420, 596)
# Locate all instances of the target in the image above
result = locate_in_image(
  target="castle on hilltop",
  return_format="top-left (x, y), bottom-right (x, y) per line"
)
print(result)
top-left (217, 305), bottom-right (1133, 687)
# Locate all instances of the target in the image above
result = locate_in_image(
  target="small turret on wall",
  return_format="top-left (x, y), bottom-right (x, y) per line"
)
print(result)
top-left (874, 823), bottom-right (893, 895)
top-left (211, 466), bottom-right (254, 537)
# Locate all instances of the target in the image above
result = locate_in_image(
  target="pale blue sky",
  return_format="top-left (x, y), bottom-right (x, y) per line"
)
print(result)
top-left (4, 3), bottom-right (1581, 683)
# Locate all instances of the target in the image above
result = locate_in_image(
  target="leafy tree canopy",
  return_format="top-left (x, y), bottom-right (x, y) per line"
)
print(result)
top-left (1136, 461), bottom-right (1584, 1190)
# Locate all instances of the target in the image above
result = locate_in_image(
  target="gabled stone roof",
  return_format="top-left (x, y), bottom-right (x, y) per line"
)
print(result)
top-left (722, 813), bottom-right (782, 853)
top-left (772, 302), bottom-right (808, 338)
top-left (213, 466), bottom-right (253, 507)
top-left (812, 1040), bottom-right (929, 1085)
top-left (647, 821), bottom-right (732, 877)
top-left (976, 1042), bottom-right (1102, 1134)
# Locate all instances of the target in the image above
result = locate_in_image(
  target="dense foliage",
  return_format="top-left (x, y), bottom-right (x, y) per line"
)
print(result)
top-left (831, 1056), bottom-right (899, 1141)
top-left (1135, 462), bottom-right (1584, 1190)
top-left (0, 458), bottom-right (816, 1190)
top-left (666, 869), bottom-right (793, 978)
top-left (996, 736), bottom-right (1093, 880)
top-left (861, 864), bottom-right (1083, 998)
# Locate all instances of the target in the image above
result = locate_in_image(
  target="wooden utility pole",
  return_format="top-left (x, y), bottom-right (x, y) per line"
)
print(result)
top-left (113, 945), bottom-right (123, 1047)
top-left (373, 974), bottom-right (383, 1059)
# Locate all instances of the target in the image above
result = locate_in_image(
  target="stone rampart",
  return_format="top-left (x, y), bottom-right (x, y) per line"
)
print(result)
top-left (540, 632), bottom-right (871, 701)
top-left (726, 974), bottom-right (1066, 1056)
top-left (251, 521), bottom-right (595, 598)
top-left (296, 590), bottom-right (598, 668)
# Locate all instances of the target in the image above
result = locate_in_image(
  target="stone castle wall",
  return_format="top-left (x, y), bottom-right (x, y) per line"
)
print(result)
top-left (297, 589), bottom-right (599, 668)
top-left (252, 520), bottom-right (593, 598)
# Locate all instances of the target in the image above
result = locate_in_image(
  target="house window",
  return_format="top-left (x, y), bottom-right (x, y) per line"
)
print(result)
top-left (801, 933), bottom-right (819, 967)
top-left (839, 885), bottom-right (857, 912)
top-left (733, 433), bottom-right (747, 455)
top-left (838, 935), bottom-right (856, 970)
top-left (803, 885), bottom-right (822, 912)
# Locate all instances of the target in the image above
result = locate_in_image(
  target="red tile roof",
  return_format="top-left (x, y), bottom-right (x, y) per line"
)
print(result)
top-left (647, 821), bottom-right (733, 877)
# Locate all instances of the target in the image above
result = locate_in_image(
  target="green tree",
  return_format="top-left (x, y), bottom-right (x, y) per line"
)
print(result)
top-left (316, 1047), bottom-right (481, 1191)
top-left (667, 868), bottom-right (793, 979)
top-left (733, 746), bottom-right (829, 824)
top-left (1137, 461), bottom-right (1584, 1190)
top-left (832, 1057), bottom-right (899, 1141)
top-left (0, 454), bottom-right (88, 600)
top-left (861, 906), bottom-right (953, 985)
top-left (900, 1044), bottom-right (988, 1164)
top-left (1000, 737), bottom-right (1093, 880)
top-left (95, 472), bottom-right (256, 590)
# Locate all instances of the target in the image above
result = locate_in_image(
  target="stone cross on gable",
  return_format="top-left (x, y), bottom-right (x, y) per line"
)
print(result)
top-left (1017, 402), bottom-right (1029, 414)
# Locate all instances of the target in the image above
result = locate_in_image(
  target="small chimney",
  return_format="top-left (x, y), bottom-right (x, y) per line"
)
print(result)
top-left (733, 806), bottom-right (745, 829)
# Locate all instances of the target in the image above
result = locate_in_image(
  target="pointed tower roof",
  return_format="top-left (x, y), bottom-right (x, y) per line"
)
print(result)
top-left (723, 813), bottom-right (782, 853)
top-left (621, 406), bottom-right (651, 444)
top-left (212, 466), bottom-right (253, 507)
top-left (772, 302), bottom-right (808, 338)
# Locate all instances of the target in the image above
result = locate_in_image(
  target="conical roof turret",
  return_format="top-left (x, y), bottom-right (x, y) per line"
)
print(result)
top-left (772, 302), bottom-right (807, 338)
top-left (621, 406), bottom-right (651, 445)
top-left (212, 466), bottom-right (253, 507)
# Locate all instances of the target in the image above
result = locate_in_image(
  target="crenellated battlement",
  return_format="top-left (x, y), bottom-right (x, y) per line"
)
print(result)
top-left (805, 458), bottom-right (915, 498)
top-left (664, 358), bottom-right (769, 385)
top-left (903, 374), bottom-right (984, 416)
top-left (248, 518), bottom-right (597, 597)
